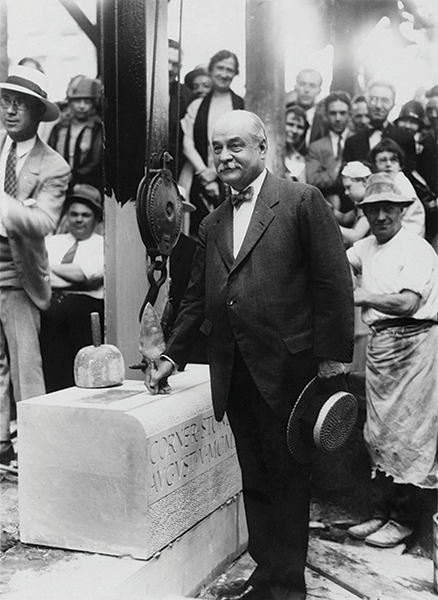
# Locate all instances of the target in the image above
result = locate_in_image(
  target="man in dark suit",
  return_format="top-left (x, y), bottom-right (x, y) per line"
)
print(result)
top-left (343, 79), bottom-right (416, 173)
top-left (286, 69), bottom-right (326, 149)
top-left (306, 91), bottom-right (352, 208)
top-left (148, 110), bottom-right (354, 600)
top-left (0, 65), bottom-right (70, 465)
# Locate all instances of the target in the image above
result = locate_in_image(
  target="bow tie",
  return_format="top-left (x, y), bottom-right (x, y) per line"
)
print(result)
top-left (231, 186), bottom-right (254, 209)
top-left (369, 121), bottom-right (385, 132)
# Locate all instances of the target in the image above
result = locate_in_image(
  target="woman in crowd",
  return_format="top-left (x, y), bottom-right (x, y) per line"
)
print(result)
top-left (178, 49), bottom-right (244, 236)
top-left (284, 104), bottom-right (308, 182)
top-left (184, 65), bottom-right (212, 101)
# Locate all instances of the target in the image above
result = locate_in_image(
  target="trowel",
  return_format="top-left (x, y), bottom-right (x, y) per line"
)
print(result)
top-left (129, 302), bottom-right (171, 392)
top-left (74, 312), bottom-right (125, 388)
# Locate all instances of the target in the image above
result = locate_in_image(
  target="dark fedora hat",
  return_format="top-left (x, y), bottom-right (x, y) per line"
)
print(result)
top-left (287, 376), bottom-right (358, 463)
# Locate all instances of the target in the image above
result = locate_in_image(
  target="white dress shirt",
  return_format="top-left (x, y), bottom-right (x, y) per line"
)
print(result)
top-left (231, 169), bottom-right (267, 258)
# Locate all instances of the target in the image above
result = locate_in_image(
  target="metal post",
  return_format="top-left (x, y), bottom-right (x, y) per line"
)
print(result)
top-left (245, 0), bottom-right (285, 177)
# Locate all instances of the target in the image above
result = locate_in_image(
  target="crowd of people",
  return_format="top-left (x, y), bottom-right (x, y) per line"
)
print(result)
top-left (0, 45), bottom-right (437, 600)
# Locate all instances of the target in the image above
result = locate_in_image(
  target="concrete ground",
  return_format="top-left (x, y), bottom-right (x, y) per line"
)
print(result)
top-left (1, 468), bottom-right (436, 600)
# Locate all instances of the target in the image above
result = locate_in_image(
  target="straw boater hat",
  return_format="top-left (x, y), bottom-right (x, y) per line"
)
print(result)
top-left (358, 173), bottom-right (414, 207)
top-left (287, 376), bottom-right (358, 463)
top-left (0, 65), bottom-right (59, 122)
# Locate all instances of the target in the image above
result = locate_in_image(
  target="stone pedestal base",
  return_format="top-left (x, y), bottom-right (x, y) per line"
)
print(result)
top-left (18, 365), bottom-right (247, 595)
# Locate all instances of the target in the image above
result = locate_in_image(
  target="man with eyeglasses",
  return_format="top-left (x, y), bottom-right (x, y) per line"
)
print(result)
top-left (343, 79), bottom-right (416, 174)
top-left (346, 172), bottom-right (437, 548)
top-left (0, 65), bottom-right (70, 467)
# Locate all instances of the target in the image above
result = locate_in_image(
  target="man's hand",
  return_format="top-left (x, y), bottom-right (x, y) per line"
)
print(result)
top-left (354, 286), bottom-right (369, 306)
top-left (318, 359), bottom-right (346, 379)
top-left (145, 358), bottom-right (174, 395)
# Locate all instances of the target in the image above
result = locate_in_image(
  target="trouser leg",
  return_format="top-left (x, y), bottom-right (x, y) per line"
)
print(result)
top-left (226, 347), bottom-right (316, 599)
top-left (0, 290), bottom-right (45, 443)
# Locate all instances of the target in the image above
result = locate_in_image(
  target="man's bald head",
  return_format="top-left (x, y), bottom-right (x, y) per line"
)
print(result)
top-left (213, 110), bottom-right (267, 145)
top-left (211, 110), bottom-right (268, 191)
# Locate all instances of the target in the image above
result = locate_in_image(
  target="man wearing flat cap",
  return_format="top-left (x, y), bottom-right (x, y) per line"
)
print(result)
top-left (39, 184), bottom-right (104, 392)
top-left (347, 173), bottom-right (438, 548)
top-left (0, 65), bottom-right (71, 466)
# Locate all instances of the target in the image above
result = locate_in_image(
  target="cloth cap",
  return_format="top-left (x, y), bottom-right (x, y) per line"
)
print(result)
top-left (66, 184), bottom-right (103, 219)
top-left (67, 76), bottom-right (101, 100)
top-left (287, 376), bottom-right (358, 463)
top-left (0, 65), bottom-right (59, 122)
top-left (184, 65), bottom-right (210, 89)
top-left (359, 173), bottom-right (414, 206)
top-left (395, 100), bottom-right (425, 127)
top-left (341, 161), bottom-right (372, 179)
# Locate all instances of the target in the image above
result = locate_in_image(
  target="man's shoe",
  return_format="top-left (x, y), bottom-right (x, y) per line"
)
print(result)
top-left (216, 581), bottom-right (271, 600)
top-left (365, 519), bottom-right (413, 548)
top-left (347, 518), bottom-right (386, 540)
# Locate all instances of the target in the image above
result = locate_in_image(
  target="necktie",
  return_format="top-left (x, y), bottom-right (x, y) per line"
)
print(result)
top-left (61, 241), bottom-right (78, 263)
top-left (231, 186), bottom-right (254, 209)
top-left (4, 142), bottom-right (18, 198)
top-left (336, 135), bottom-right (343, 159)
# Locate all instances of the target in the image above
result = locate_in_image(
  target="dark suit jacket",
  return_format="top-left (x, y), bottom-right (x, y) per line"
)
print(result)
top-left (1, 133), bottom-right (71, 309)
top-left (308, 110), bottom-right (327, 145)
top-left (166, 172), bottom-right (354, 420)
top-left (343, 123), bottom-right (417, 172)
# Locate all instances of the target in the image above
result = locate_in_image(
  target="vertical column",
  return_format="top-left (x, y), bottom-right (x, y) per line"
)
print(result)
top-left (245, 0), bottom-right (285, 177)
top-left (100, 0), bottom-right (169, 375)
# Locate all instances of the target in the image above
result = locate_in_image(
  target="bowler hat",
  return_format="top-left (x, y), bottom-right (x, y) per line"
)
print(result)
top-left (65, 184), bottom-right (103, 219)
top-left (358, 173), bottom-right (413, 207)
top-left (0, 65), bottom-right (59, 122)
top-left (287, 376), bottom-right (358, 463)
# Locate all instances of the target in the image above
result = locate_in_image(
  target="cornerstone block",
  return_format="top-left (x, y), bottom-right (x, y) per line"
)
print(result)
top-left (18, 365), bottom-right (243, 560)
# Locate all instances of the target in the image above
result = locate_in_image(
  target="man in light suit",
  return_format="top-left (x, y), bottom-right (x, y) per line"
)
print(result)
top-left (0, 66), bottom-right (70, 466)
top-left (148, 110), bottom-right (354, 600)
top-left (305, 91), bottom-right (352, 208)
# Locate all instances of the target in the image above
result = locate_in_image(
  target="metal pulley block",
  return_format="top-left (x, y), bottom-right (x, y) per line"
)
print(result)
top-left (136, 153), bottom-right (183, 256)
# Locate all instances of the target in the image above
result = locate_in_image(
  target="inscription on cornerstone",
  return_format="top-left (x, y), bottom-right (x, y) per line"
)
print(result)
top-left (148, 411), bottom-right (235, 503)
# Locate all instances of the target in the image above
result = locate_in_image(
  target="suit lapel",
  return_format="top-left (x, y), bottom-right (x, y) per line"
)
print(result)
top-left (231, 173), bottom-right (277, 273)
top-left (215, 201), bottom-right (234, 270)
top-left (17, 137), bottom-right (43, 201)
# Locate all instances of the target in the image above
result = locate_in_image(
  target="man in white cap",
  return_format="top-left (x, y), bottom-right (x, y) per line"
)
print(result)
top-left (347, 173), bottom-right (438, 548)
top-left (0, 65), bottom-right (71, 466)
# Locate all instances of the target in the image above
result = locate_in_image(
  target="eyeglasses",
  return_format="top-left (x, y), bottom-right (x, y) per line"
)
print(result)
top-left (368, 96), bottom-right (393, 108)
top-left (1, 96), bottom-right (31, 111)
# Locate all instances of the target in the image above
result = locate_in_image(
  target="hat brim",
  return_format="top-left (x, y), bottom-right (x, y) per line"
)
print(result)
top-left (287, 376), bottom-right (358, 463)
top-left (0, 82), bottom-right (60, 122)
top-left (359, 192), bottom-right (414, 206)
